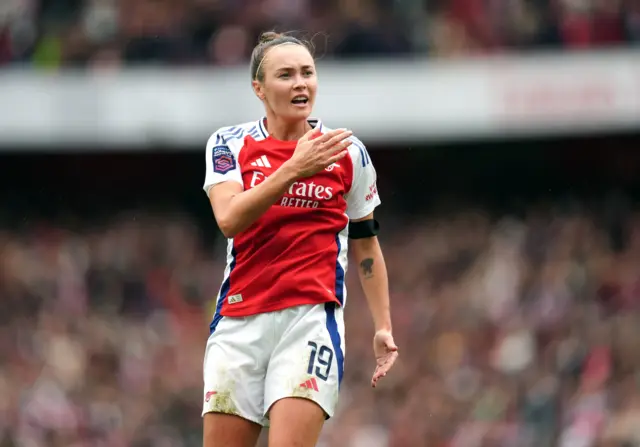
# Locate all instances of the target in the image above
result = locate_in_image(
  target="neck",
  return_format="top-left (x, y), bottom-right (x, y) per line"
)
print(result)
top-left (264, 113), bottom-right (311, 141)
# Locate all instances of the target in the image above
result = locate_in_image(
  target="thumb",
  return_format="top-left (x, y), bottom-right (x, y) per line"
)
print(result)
top-left (384, 336), bottom-right (398, 351)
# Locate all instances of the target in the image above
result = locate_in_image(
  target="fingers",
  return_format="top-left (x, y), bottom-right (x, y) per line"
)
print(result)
top-left (371, 367), bottom-right (385, 387)
top-left (319, 140), bottom-right (350, 170)
top-left (295, 128), bottom-right (352, 176)
top-left (327, 139), bottom-right (352, 156)
top-left (371, 367), bottom-right (388, 388)
top-left (325, 150), bottom-right (348, 167)
top-left (316, 128), bottom-right (348, 142)
top-left (371, 351), bottom-right (398, 388)
top-left (318, 129), bottom-right (352, 148)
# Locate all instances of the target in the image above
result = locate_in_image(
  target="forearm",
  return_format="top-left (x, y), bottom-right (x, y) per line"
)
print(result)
top-left (217, 163), bottom-right (298, 237)
top-left (352, 237), bottom-right (392, 332)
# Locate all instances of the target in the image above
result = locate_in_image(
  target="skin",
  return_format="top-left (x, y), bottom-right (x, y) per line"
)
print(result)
top-left (204, 42), bottom-right (398, 447)
top-left (252, 44), bottom-right (319, 141)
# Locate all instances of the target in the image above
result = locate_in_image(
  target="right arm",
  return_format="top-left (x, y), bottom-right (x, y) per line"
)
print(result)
top-left (208, 164), bottom-right (298, 238)
top-left (204, 127), bottom-right (352, 238)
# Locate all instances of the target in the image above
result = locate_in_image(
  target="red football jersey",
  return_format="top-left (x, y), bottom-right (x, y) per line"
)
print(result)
top-left (203, 118), bottom-right (381, 330)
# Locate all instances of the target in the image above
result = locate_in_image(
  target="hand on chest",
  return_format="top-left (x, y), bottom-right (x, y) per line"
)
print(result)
top-left (240, 145), bottom-right (347, 210)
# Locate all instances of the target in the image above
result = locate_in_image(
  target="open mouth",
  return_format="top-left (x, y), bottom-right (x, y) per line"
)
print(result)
top-left (291, 95), bottom-right (309, 105)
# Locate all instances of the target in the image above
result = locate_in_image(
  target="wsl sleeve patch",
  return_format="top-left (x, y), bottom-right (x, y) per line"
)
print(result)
top-left (212, 145), bottom-right (236, 174)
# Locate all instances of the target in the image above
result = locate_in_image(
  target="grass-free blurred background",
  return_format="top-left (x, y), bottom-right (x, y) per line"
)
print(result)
top-left (2, 1), bottom-right (640, 446)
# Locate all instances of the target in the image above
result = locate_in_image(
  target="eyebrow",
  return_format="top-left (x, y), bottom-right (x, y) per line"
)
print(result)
top-left (276, 65), bottom-right (314, 71)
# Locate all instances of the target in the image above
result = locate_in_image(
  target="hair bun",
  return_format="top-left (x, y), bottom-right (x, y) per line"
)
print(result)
top-left (259, 31), bottom-right (282, 44)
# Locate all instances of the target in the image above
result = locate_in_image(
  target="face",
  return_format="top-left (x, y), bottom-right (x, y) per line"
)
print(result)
top-left (253, 44), bottom-right (317, 123)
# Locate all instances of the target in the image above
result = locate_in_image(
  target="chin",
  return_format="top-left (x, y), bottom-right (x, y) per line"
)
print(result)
top-left (284, 107), bottom-right (312, 122)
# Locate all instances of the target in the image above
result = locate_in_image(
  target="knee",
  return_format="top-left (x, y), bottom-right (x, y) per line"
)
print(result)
top-left (267, 398), bottom-right (326, 447)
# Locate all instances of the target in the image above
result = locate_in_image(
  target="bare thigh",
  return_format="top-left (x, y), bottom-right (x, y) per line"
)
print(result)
top-left (267, 397), bottom-right (326, 447)
top-left (203, 413), bottom-right (262, 447)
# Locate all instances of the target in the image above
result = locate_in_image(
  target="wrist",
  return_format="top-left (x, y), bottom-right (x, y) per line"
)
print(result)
top-left (375, 321), bottom-right (392, 333)
top-left (278, 160), bottom-right (300, 184)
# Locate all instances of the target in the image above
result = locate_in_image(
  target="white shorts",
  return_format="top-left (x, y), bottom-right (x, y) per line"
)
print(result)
top-left (202, 302), bottom-right (346, 427)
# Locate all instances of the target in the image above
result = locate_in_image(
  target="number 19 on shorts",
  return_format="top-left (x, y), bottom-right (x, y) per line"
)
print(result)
top-left (307, 341), bottom-right (333, 381)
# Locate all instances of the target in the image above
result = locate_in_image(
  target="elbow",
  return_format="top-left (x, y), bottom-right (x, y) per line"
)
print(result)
top-left (218, 224), bottom-right (238, 239)
top-left (220, 228), bottom-right (237, 239)
top-left (210, 192), bottom-right (245, 238)
top-left (216, 215), bottom-right (239, 239)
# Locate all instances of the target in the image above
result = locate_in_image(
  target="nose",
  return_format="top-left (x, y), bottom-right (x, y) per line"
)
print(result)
top-left (292, 73), bottom-right (306, 90)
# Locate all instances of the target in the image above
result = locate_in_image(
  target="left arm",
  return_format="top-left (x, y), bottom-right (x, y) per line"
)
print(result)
top-left (350, 214), bottom-right (391, 332)
top-left (344, 137), bottom-right (398, 387)
top-left (350, 214), bottom-right (398, 387)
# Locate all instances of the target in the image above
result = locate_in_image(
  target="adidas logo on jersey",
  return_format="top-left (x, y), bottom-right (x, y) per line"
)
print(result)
top-left (250, 155), bottom-right (271, 168)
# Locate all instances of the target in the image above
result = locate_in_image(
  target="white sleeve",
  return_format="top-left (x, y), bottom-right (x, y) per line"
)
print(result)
top-left (203, 131), bottom-right (244, 196)
top-left (345, 138), bottom-right (381, 220)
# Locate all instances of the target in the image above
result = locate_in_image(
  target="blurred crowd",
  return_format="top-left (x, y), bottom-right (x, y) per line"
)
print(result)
top-left (3, 199), bottom-right (640, 446)
top-left (0, 0), bottom-right (639, 69)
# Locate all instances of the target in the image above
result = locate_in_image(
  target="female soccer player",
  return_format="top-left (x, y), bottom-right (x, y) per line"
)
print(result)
top-left (202, 31), bottom-right (398, 447)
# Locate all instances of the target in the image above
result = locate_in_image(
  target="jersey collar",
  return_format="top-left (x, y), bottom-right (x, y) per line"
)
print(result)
top-left (257, 117), bottom-right (323, 140)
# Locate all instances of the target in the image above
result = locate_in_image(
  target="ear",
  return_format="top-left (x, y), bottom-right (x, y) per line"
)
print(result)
top-left (252, 79), bottom-right (265, 101)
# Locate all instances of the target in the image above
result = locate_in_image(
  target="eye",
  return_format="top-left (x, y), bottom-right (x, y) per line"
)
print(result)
top-left (278, 72), bottom-right (290, 78)
top-left (304, 70), bottom-right (314, 77)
